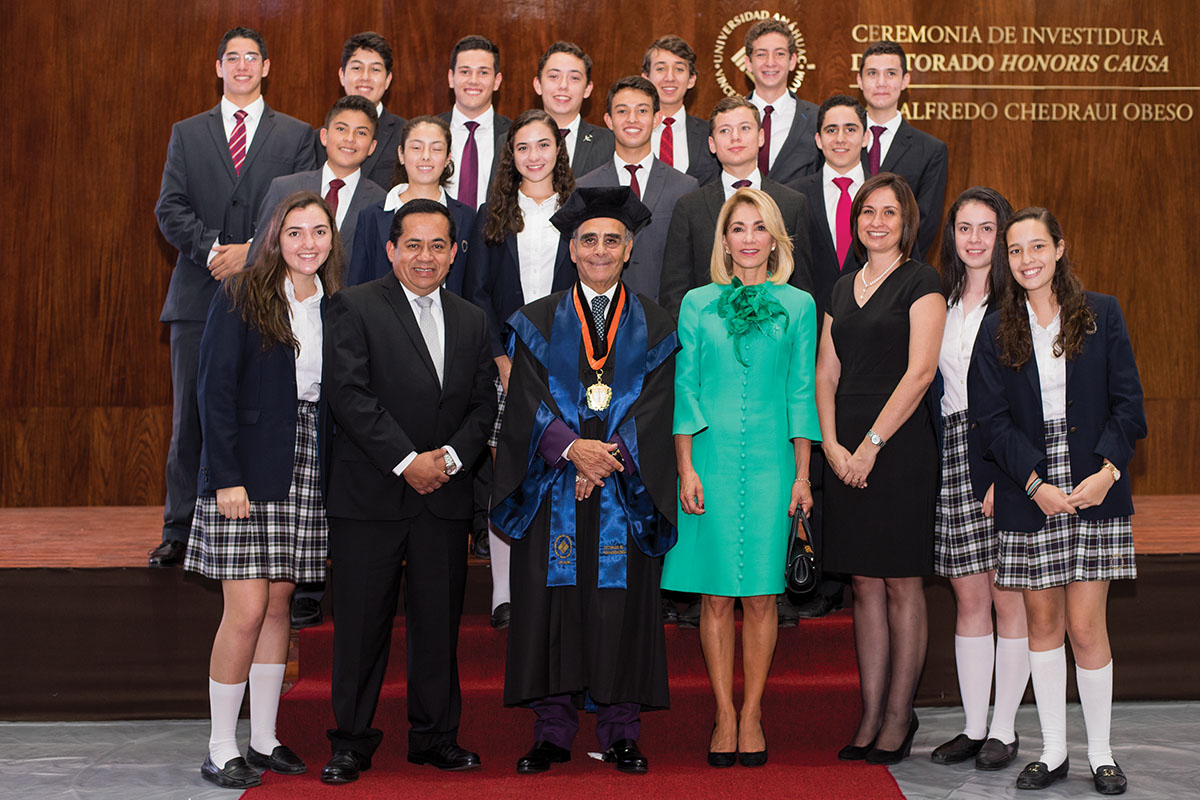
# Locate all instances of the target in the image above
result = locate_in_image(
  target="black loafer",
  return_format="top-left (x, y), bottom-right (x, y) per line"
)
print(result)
top-left (408, 742), bottom-right (482, 771)
top-left (290, 597), bottom-right (323, 629)
top-left (321, 750), bottom-right (371, 784)
top-left (602, 738), bottom-right (648, 774)
top-left (1092, 763), bottom-right (1127, 795)
top-left (975, 734), bottom-right (1019, 770)
top-left (148, 540), bottom-right (186, 567)
top-left (677, 599), bottom-right (701, 628)
top-left (247, 744), bottom-right (306, 775)
top-left (1016, 757), bottom-right (1069, 789)
top-left (776, 595), bottom-right (800, 628)
top-left (490, 602), bottom-right (511, 630)
top-left (201, 755), bottom-right (261, 789)
top-left (516, 740), bottom-right (571, 774)
top-left (931, 733), bottom-right (985, 764)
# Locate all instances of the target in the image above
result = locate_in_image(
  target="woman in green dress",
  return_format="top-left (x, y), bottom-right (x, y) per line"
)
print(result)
top-left (662, 188), bottom-right (821, 767)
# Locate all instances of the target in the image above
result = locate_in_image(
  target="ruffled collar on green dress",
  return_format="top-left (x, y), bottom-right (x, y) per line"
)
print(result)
top-left (716, 277), bottom-right (789, 366)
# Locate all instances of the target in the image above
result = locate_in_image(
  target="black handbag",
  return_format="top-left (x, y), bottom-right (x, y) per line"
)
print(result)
top-left (784, 509), bottom-right (820, 594)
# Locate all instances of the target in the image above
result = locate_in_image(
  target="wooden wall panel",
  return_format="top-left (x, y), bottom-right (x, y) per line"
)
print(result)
top-left (1, 0), bottom-right (1195, 505)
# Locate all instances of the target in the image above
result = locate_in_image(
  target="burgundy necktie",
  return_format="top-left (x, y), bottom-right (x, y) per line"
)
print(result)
top-left (832, 177), bottom-right (854, 269)
top-left (625, 164), bottom-right (642, 199)
top-left (459, 121), bottom-right (480, 209)
top-left (868, 125), bottom-right (886, 175)
top-left (659, 117), bottom-right (675, 167)
top-left (732, 179), bottom-right (751, 189)
top-left (325, 179), bottom-right (345, 219)
top-left (229, 109), bottom-right (248, 176)
top-left (757, 105), bottom-right (774, 175)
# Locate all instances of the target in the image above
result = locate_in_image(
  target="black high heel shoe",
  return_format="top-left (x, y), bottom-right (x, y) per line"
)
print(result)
top-left (707, 722), bottom-right (736, 768)
top-left (737, 722), bottom-right (767, 767)
top-left (866, 714), bottom-right (919, 765)
top-left (838, 735), bottom-right (878, 761)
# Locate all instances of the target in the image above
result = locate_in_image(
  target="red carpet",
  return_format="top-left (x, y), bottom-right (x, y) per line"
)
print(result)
top-left (246, 610), bottom-right (904, 798)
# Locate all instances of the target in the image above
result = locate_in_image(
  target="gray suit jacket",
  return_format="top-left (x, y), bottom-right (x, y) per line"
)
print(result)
top-left (315, 107), bottom-right (407, 190)
top-left (577, 157), bottom-right (699, 302)
top-left (571, 120), bottom-right (616, 177)
top-left (684, 113), bottom-right (721, 186)
top-left (751, 91), bottom-right (822, 187)
top-left (156, 102), bottom-right (317, 322)
top-left (246, 169), bottom-right (386, 267)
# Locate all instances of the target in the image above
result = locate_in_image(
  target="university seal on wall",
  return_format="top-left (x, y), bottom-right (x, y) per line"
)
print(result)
top-left (713, 10), bottom-right (814, 96)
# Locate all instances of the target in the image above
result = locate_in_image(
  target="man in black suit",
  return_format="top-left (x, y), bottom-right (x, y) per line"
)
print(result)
top-left (743, 20), bottom-right (821, 187)
top-left (440, 35), bottom-right (511, 210)
top-left (857, 40), bottom-right (948, 260)
top-left (640, 35), bottom-right (719, 186)
top-left (152, 26), bottom-right (316, 566)
top-left (320, 199), bottom-right (496, 783)
top-left (658, 96), bottom-right (813, 320)
top-left (317, 32), bottom-right (407, 189)
top-left (533, 41), bottom-right (615, 176)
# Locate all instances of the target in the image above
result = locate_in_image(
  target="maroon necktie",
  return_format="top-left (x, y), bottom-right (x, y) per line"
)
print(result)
top-left (659, 117), bottom-right (675, 167)
top-left (868, 125), bottom-right (886, 175)
top-left (625, 164), bottom-right (642, 199)
top-left (757, 105), bottom-right (773, 175)
top-left (459, 120), bottom-right (480, 209)
top-left (732, 179), bottom-right (751, 189)
top-left (832, 176), bottom-right (854, 269)
top-left (325, 179), bottom-right (345, 219)
top-left (229, 109), bottom-right (248, 176)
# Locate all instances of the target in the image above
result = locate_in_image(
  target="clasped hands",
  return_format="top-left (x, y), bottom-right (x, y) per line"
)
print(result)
top-left (1029, 467), bottom-right (1116, 516)
top-left (569, 438), bottom-right (623, 502)
top-left (405, 448), bottom-right (451, 495)
top-left (824, 439), bottom-right (878, 489)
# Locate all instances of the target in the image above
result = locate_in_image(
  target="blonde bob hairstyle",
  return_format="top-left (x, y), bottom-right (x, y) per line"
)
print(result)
top-left (709, 187), bottom-right (794, 285)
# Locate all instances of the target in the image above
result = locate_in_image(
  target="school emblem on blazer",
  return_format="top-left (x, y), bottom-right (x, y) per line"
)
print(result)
top-left (713, 10), bottom-right (816, 96)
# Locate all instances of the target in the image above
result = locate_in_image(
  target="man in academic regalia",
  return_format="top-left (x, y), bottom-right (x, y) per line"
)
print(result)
top-left (491, 187), bottom-right (678, 776)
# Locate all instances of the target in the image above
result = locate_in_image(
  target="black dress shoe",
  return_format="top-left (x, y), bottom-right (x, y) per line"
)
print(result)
top-left (490, 602), bottom-right (511, 630)
top-left (1016, 757), bottom-right (1069, 789)
top-left (1092, 763), bottom-right (1127, 795)
top-left (866, 715), bottom-right (919, 765)
top-left (290, 597), bottom-right (323, 629)
top-left (837, 736), bottom-right (877, 760)
top-left (201, 754), bottom-right (261, 789)
top-left (676, 599), bottom-right (701, 628)
top-left (516, 740), bottom-right (571, 774)
top-left (776, 595), bottom-right (800, 628)
top-left (975, 733), bottom-right (1019, 770)
top-left (148, 540), bottom-right (186, 567)
top-left (661, 596), bottom-right (679, 624)
top-left (247, 744), bottom-right (306, 775)
top-left (930, 732), bottom-right (985, 764)
top-left (794, 593), bottom-right (844, 619)
top-left (471, 528), bottom-right (491, 559)
top-left (321, 750), bottom-right (371, 784)
top-left (707, 723), bottom-right (736, 768)
top-left (408, 742), bottom-right (482, 771)
top-left (602, 738), bottom-right (648, 774)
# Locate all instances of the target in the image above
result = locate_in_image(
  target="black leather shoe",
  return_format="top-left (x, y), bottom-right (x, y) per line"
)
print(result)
top-left (321, 750), bottom-right (371, 784)
top-left (794, 593), bottom-right (844, 619)
top-left (1092, 763), bottom-right (1127, 795)
top-left (838, 738), bottom-right (876, 760)
top-left (866, 715), bottom-right (919, 765)
top-left (290, 597), bottom-right (323, 629)
top-left (975, 733), bottom-right (1019, 770)
top-left (707, 723), bottom-right (736, 768)
top-left (408, 742), bottom-right (482, 771)
top-left (661, 596), bottom-right (679, 624)
top-left (931, 733), bottom-right (985, 764)
top-left (471, 528), bottom-right (491, 559)
top-left (148, 540), bottom-right (186, 567)
top-left (1016, 757), bottom-right (1069, 789)
top-left (490, 602), bottom-right (511, 630)
top-left (776, 595), bottom-right (800, 628)
top-left (602, 738), bottom-right (648, 774)
top-left (677, 599), bottom-right (701, 628)
top-left (201, 755), bottom-right (261, 789)
top-left (247, 744), bottom-right (306, 775)
top-left (516, 740), bottom-right (571, 774)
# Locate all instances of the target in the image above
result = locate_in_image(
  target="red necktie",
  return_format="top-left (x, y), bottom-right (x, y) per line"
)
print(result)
top-left (625, 164), bottom-right (642, 199)
top-left (659, 117), bottom-right (675, 167)
top-left (229, 109), bottom-right (248, 176)
top-left (757, 105), bottom-right (773, 175)
top-left (325, 178), bottom-right (345, 219)
top-left (832, 176), bottom-right (854, 269)
top-left (459, 120), bottom-right (480, 209)
top-left (868, 125), bottom-right (886, 175)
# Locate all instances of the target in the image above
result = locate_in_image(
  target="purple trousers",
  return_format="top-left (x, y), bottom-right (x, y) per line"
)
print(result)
top-left (531, 694), bottom-right (640, 750)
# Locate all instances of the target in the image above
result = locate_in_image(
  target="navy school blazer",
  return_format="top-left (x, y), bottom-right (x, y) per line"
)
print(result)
top-left (196, 287), bottom-right (329, 501)
top-left (967, 292), bottom-right (1146, 532)
top-left (346, 196), bottom-right (477, 295)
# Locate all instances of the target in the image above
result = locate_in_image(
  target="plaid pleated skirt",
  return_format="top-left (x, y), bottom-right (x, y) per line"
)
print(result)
top-left (487, 376), bottom-right (507, 448)
top-left (934, 410), bottom-right (997, 578)
top-left (184, 400), bottom-right (328, 583)
top-left (996, 418), bottom-right (1136, 591)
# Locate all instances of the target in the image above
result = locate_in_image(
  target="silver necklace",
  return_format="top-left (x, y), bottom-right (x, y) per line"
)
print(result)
top-left (859, 254), bottom-right (904, 301)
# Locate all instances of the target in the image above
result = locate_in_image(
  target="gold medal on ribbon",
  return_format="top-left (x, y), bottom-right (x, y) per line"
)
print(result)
top-left (586, 372), bottom-right (612, 411)
top-left (573, 284), bottom-right (625, 413)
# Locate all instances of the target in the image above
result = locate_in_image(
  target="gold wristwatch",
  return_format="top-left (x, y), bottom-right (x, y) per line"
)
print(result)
top-left (1102, 462), bottom-right (1121, 482)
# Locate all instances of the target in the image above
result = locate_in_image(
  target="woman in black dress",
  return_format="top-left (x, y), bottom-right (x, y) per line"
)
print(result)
top-left (815, 173), bottom-right (945, 764)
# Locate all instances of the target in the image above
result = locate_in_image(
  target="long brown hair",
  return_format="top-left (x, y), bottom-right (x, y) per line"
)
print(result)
top-left (995, 206), bottom-right (1095, 370)
top-left (389, 114), bottom-right (456, 189)
top-left (938, 186), bottom-right (1012, 307)
top-left (224, 191), bottom-right (344, 353)
top-left (482, 109), bottom-right (574, 245)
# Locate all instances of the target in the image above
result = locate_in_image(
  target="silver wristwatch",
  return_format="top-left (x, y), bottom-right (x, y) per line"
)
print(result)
top-left (866, 429), bottom-right (886, 447)
top-left (442, 452), bottom-right (456, 475)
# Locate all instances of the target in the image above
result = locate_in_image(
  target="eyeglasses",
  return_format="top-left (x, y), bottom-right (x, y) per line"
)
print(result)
top-left (222, 53), bottom-right (262, 66)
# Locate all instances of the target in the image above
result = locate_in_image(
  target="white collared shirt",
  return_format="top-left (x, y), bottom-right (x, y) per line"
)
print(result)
top-left (220, 95), bottom-right (265, 150)
top-left (516, 191), bottom-right (562, 302)
top-left (558, 115), bottom-right (582, 168)
top-left (866, 111), bottom-right (904, 167)
top-left (445, 105), bottom-right (496, 208)
top-left (940, 296), bottom-right (988, 415)
top-left (721, 168), bottom-right (763, 199)
top-left (382, 185), bottom-right (450, 212)
top-left (1028, 301), bottom-right (1067, 420)
top-left (821, 162), bottom-right (866, 245)
top-left (285, 274), bottom-right (324, 402)
top-left (748, 91), bottom-right (796, 171)
top-left (613, 151), bottom-right (655, 199)
top-left (651, 107), bottom-right (690, 175)
top-left (320, 163), bottom-right (362, 231)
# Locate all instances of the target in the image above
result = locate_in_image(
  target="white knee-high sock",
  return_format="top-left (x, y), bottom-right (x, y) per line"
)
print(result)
top-left (248, 663), bottom-right (286, 754)
top-left (987, 636), bottom-right (1030, 744)
top-left (1076, 660), bottom-right (1115, 772)
top-left (1028, 646), bottom-right (1067, 770)
top-left (955, 633), bottom-right (995, 739)
top-left (209, 678), bottom-right (247, 766)
top-left (489, 522), bottom-right (511, 610)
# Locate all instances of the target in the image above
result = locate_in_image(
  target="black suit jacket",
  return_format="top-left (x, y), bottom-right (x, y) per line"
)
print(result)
top-left (438, 109), bottom-right (512, 204)
top-left (156, 102), bottom-right (316, 322)
top-left (658, 177), bottom-right (814, 319)
top-left (571, 120), bottom-right (616, 177)
top-left (323, 275), bottom-right (496, 521)
top-left (316, 107), bottom-right (407, 190)
top-left (346, 196), bottom-right (477, 295)
top-left (749, 91), bottom-right (822, 186)
top-left (683, 114), bottom-right (720, 186)
top-left (791, 172), bottom-right (865, 323)
top-left (862, 118), bottom-right (948, 261)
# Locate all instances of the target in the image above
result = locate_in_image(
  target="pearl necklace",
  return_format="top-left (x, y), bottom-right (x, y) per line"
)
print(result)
top-left (859, 254), bottom-right (904, 301)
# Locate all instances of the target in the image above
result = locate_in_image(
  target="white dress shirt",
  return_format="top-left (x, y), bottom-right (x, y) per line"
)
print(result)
top-left (866, 111), bottom-right (904, 167)
top-left (748, 91), bottom-right (796, 171)
top-left (516, 191), bottom-right (562, 302)
top-left (821, 162), bottom-right (865, 244)
top-left (940, 297), bottom-right (988, 416)
top-left (383, 185), bottom-right (450, 212)
top-left (721, 168), bottom-right (763, 199)
top-left (613, 151), bottom-right (655, 199)
top-left (445, 105), bottom-right (497, 208)
top-left (1028, 302), bottom-right (1067, 420)
top-left (285, 274), bottom-right (324, 402)
top-left (558, 115), bottom-right (582, 168)
top-left (320, 163), bottom-right (362, 231)
top-left (208, 96), bottom-right (267, 265)
top-left (651, 107), bottom-right (690, 175)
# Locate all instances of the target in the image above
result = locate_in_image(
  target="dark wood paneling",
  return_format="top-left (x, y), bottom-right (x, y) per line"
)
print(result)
top-left (1, 1), bottom-right (1195, 504)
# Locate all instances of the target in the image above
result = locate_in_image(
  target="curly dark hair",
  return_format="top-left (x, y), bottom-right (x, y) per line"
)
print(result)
top-left (994, 207), bottom-right (1095, 370)
top-left (482, 109), bottom-right (574, 245)
top-left (938, 186), bottom-right (1013, 307)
